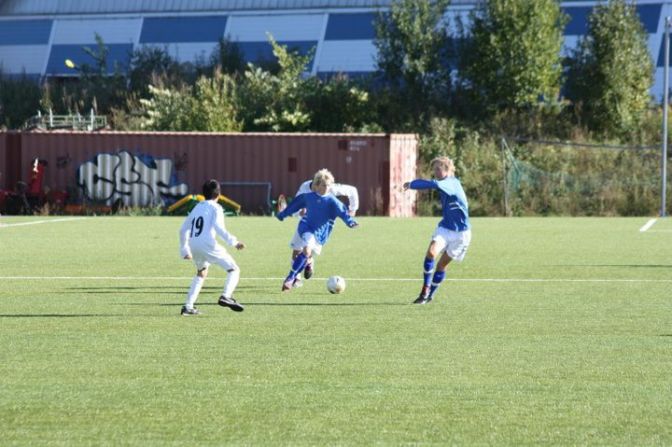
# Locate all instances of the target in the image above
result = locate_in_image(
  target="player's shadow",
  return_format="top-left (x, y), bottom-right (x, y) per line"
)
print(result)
top-left (209, 300), bottom-right (408, 306)
top-left (65, 285), bottom-right (268, 294)
top-left (126, 301), bottom-right (407, 307)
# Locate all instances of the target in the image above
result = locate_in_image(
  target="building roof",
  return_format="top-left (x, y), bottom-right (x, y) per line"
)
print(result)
top-left (0, 0), bottom-right (479, 16)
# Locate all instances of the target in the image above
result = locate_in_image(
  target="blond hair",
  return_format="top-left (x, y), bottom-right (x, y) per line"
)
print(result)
top-left (313, 168), bottom-right (335, 188)
top-left (430, 156), bottom-right (455, 175)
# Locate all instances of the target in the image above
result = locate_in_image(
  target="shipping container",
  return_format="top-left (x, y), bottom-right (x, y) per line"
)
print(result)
top-left (0, 131), bottom-right (417, 216)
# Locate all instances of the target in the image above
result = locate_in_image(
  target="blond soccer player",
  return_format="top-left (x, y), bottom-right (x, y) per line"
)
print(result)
top-left (276, 169), bottom-right (358, 291)
top-left (289, 177), bottom-right (359, 286)
top-left (403, 156), bottom-right (471, 304)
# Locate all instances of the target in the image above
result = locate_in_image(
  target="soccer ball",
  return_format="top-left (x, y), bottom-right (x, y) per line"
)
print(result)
top-left (326, 275), bottom-right (346, 294)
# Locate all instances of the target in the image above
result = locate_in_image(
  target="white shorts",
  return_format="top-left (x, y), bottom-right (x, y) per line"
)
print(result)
top-left (431, 227), bottom-right (471, 262)
top-left (190, 244), bottom-right (238, 271)
top-left (289, 230), bottom-right (323, 255)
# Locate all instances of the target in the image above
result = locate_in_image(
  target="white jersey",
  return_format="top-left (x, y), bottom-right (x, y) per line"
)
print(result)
top-left (295, 180), bottom-right (359, 213)
top-left (179, 200), bottom-right (238, 258)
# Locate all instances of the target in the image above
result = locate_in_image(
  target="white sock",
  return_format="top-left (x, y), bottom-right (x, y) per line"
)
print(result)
top-left (222, 268), bottom-right (240, 298)
top-left (185, 276), bottom-right (205, 309)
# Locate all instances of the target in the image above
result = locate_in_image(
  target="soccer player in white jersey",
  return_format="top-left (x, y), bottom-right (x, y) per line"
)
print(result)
top-left (289, 178), bottom-right (359, 286)
top-left (276, 169), bottom-right (358, 291)
top-left (403, 156), bottom-right (471, 304)
top-left (178, 179), bottom-right (246, 316)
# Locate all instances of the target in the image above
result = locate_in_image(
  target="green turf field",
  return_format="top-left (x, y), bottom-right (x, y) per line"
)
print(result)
top-left (1, 215), bottom-right (670, 445)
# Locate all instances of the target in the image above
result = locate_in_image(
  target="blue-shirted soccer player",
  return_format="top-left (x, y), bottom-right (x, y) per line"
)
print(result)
top-left (276, 169), bottom-right (358, 292)
top-left (403, 156), bottom-right (471, 304)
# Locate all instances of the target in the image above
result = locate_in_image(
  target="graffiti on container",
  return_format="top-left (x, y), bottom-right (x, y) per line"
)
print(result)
top-left (77, 150), bottom-right (188, 206)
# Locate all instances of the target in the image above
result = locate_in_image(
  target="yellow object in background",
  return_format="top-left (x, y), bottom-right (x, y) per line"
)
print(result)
top-left (167, 194), bottom-right (241, 215)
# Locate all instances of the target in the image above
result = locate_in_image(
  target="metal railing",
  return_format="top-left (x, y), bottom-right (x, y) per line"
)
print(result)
top-left (24, 109), bottom-right (107, 131)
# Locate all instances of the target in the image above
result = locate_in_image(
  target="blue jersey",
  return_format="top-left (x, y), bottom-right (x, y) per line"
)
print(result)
top-left (277, 192), bottom-right (357, 245)
top-left (410, 177), bottom-right (470, 231)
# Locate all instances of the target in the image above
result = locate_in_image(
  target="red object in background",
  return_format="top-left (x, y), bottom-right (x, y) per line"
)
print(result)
top-left (48, 189), bottom-right (68, 208)
top-left (29, 158), bottom-right (47, 195)
top-left (0, 190), bottom-right (7, 213)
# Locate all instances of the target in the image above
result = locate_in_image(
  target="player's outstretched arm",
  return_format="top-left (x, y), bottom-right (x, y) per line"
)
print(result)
top-left (333, 197), bottom-right (358, 228)
top-left (405, 179), bottom-right (437, 190)
top-left (277, 194), bottom-right (307, 221)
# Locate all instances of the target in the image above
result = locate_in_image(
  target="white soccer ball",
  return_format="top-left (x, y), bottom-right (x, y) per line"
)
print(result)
top-left (326, 275), bottom-right (346, 294)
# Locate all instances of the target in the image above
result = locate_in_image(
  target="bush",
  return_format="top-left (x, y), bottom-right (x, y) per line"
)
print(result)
top-left (0, 73), bottom-right (42, 129)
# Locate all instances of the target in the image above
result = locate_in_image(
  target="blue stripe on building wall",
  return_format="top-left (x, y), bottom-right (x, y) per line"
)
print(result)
top-left (140, 16), bottom-right (227, 43)
top-left (563, 4), bottom-right (661, 36)
top-left (325, 13), bottom-right (377, 40)
top-left (46, 44), bottom-right (133, 75)
top-left (637, 4), bottom-right (662, 33)
top-left (238, 41), bottom-right (316, 69)
top-left (0, 20), bottom-right (52, 45)
top-left (563, 7), bottom-right (592, 35)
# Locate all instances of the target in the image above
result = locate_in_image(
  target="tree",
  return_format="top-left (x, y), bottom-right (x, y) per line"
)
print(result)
top-left (193, 68), bottom-right (243, 132)
top-left (565, 0), bottom-right (653, 142)
top-left (459, 0), bottom-right (566, 119)
top-left (373, 0), bottom-right (453, 131)
top-left (0, 73), bottom-right (42, 129)
top-left (128, 46), bottom-right (184, 97)
top-left (239, 35), bottom-right (314, 131)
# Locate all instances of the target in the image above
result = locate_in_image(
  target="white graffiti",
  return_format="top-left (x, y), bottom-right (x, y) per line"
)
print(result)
top-left (77, 151), bottom-right (188, 206)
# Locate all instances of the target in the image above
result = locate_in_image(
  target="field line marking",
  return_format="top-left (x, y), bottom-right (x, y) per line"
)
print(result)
top-left (639, 218), bottom-right (657, 232)
top-left (0, 217), bottom-right (86, 228)
top-left (0, 276), bottom-right (671, 283)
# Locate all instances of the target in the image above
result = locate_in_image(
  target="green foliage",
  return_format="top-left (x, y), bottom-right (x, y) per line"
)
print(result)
top-left (459, 0), bottom-right (566, 120)
top-left (193, 68), bottom-right (243, 132)
top-left (0, 73), bottom-right (42, 129)
top-left (504, 141), bottom-right (662, 216)
top-left (419, 119), bottom-right (506, 216)
top-left (303, 75), bottom-right (374, 132)
top-left (241, 35), bottom-right (314, 131)
top-left (373, 0), bottom-right (452, 131)
top-left (565, 0), bottom-right (654, 143)
top-left (38, 34), bottom-right (127, 117)
top-left (139, 83), bottom-right (197, 131)
top-left (128, 46), bottom-right (186, 97)
top-left (139, 70), bottom-right (243, 132)
top-left (209, 37), bottom-right (247, 75)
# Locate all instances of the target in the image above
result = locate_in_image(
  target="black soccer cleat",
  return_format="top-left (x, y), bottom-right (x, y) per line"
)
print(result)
top-left (413, 295), bottom-right (435, 305)
top-left (412, 286), bottom-right (431, 305)
top-left (181, 306), bottom-right (201, 316)
top-left (218, 295), bottom-right (245, 312)
top-left (303, 262), bottom-right (314, 279)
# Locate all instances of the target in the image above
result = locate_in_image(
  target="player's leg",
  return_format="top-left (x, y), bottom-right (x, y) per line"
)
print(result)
top-left (283, 237), bottom-right (313, 291)
top-left (427, 252), bottom-right (452, 301)
top-left (182, 256), bottom-right (208, 315)
top-left (414, 240), bottom-right (442, 303)
top-left (303, 240), bottom-right (322, 279)
top-left (289, 231), bottom-right (305, 287)
top-left (426, 229), bottom-right (471, 303)
top-left (210, 248), bottom-right (244, 312)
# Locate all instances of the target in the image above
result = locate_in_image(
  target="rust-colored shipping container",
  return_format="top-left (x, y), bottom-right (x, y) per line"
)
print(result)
top-left (0, 133), bottom-right (6, 190)
top-left (1, 131), bottom-right (417, 216)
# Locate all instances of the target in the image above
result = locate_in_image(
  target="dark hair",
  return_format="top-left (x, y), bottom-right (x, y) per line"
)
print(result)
top-left (202, 179), bottom-right (221, 200)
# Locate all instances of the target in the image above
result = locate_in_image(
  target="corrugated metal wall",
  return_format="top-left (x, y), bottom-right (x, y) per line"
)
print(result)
top-left (2, 131), bottom-right (417, 216)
